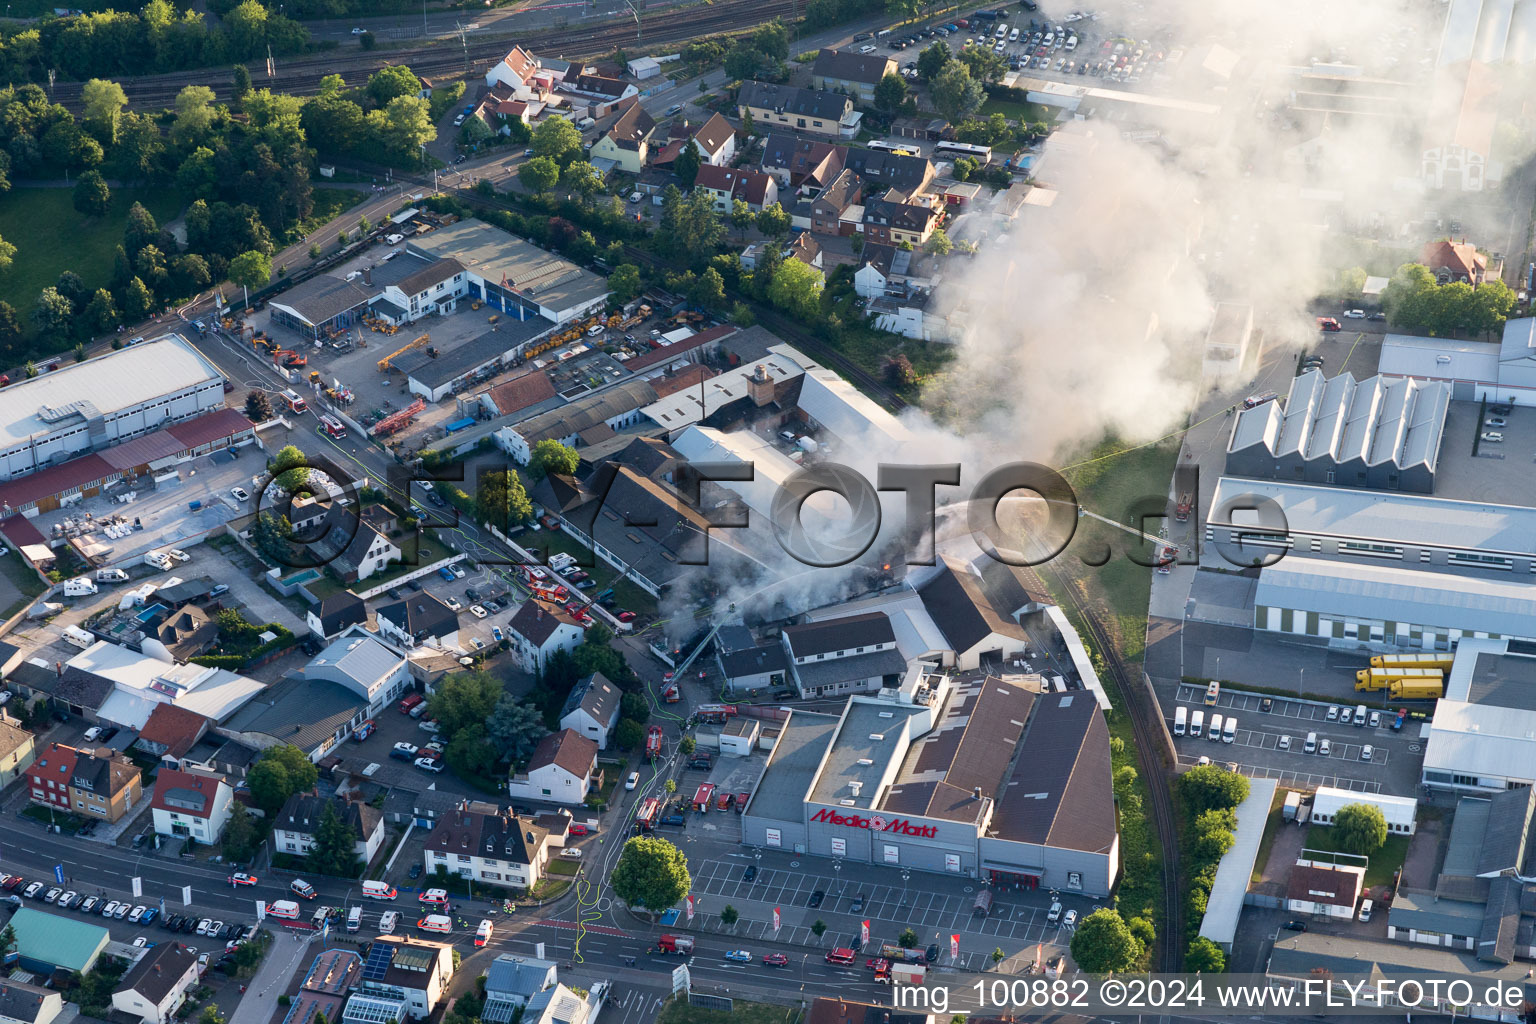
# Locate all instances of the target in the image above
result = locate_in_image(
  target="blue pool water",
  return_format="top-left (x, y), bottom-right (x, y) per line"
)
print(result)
top-left (286, 569), bottom-right (321, 584)
top-left (135, 603), bottom-right (168, 622)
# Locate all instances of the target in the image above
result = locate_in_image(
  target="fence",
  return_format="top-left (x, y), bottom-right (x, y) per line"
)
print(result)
top-left (352, 551), bottom-right (467, 600)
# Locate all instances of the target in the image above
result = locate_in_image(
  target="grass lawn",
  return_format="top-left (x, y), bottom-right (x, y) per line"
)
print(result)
top-left (21, 805), bottom-right (85, 834)
top-left (1250, 789), bottom-right (1289, 884)
top-left (546, 859), bottom-right (581, 876)
top-left (658, 996), bottom-right (802, 1024)
top-left (0, 549), bottom-right (45, 620)
top-left (1301, 825), bottom-right (1410, 889)
top-left (287, 188), bottom-right (366, 245)
top-left (427, 80), bottom-right (468, 122)
top-left (979, 95), bottom-right (1054, 124)
top-left (369, 534), bottom-right (455, 589)
top-left (0, 187), bottom-right (182, 336)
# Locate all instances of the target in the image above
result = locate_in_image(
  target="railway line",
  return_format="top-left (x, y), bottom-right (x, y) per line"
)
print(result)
top-left (49, 0), bottom-right (799, 110)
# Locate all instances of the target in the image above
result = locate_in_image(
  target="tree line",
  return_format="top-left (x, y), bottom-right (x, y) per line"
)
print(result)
top-left (1381, 261), bottom-right (1517, 338)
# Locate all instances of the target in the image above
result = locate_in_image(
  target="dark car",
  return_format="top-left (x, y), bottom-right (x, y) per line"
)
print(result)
top-left (1283, 920), bottom-right (1308, 932)
top-left (808, 890), bottom-right (824, 908)
top-left (850, 895), bottom-right (865, 913)
top-left (1259, 698), bottom-right (1274, 713)
top-left (98, 726), bottom-right (118, 742)
top-left (1368, 312), bottom-right (1386, 321)
top-left (408, 864), bottom-right (424, 879)
top-left (181, 916), bottom-right (198, 933)
top-left (744, 865), bottom-right (757, 882)
top-left (925, 943), bottom-right (940, 962)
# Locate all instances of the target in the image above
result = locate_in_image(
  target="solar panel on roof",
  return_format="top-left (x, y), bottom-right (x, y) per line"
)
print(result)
top-left (361, 942), bottom-right (393, 980)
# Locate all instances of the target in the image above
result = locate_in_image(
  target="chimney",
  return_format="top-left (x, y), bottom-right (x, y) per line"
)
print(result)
top-left (363, 266), bottom-right (372, 286)
top-left (56, 661), bottom-right (63, 677)
top-left (747, 365), bottom-right (774, 407)
top-left (973, 786), bottom-right (982, 800)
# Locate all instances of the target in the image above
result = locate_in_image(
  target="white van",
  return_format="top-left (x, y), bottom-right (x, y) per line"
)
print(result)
top-left (1358, 898), bottom-right (1373, 922)
top-left (379, 910), bottom-right (398, 934)
top-left (266, 900), bottom-right (300, 920)
top-left (63, 577), bottom-right (98, 597)
top-left (1208, 713), bottom-right (1223, 741)
top-left (347, 906), bottom-right (362, 933)
top-left (1222, 717), bottom-right (1237, 743)
top-left (1173, 706), bottom-right (1188, 736)
top-left (362, 881), bottom-right (397, 900)
top-left (1304, 731), bottom-right (1317, 753)
top-left (1189, 710), bottom-right (1205, 739)
top-left (417, 914), bottom-right (452, 934)
top-left (62, 626), bottom-right (95, 650)
top-left (1353, 704), bottom-right (1368, 726)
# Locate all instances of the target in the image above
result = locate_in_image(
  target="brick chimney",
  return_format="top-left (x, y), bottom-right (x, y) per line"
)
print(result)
top-left (748, 364), bottom-right (773, 407)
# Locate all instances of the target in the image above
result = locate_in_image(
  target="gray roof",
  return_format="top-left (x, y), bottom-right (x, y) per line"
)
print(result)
top-left (719, 642), bottom-right (789, 679)
top-left (375, 594), bottom-right (459, 641)
top-left (1477, 787), bottom-right (1536, 877)
top-left (1387, 888), bottom-right (1485, 937)
top-left (275, 792), bottom-right (382, 841)
top-left (1254, 555), bottom-right (1536, 641)
top-left (396, 319), bottom-right (551, 391)
top-left (271, 275), bottom-right (376, 326)
top-left (812, 47), bottom-right (895, 85)
top-left (843, 148), bottom-right (933, 191)
top-left (562, 672), bottom-right (620, 726)
top-left (116, 941), bottom-right (197, 1004)
top-left (916, 557), bottom-right (1026, 655)
top-left (484, 955), bottom-right (557, 1006)
top-left (783, 612), bottom-right (894, 657)
top-left (809, 701), bottom-right (927, 808)
top-left (992, 691), bottom-right (1116, 852)
top-left (738, 81), bottom-right (852, 122)
top-left (222, 675), bottom-right (365, 752)
top-left (1228, 370), bottom-right (1450, 474)
top-left (745, 709), bottom-right (840, 824)
top-left (393, 257), bottom-right (465, 297)
top-left (512, 379), bottom-right (659, 448)
top-left (1268, 930), bottom-right (1536, 991)
top-left (410, 220), bottom-right (610, 316)
top-left (0, 980), bottom-right (57, 1024)
top-left (307, 634), bottom-right (401, 689)
top-left (1478, 876), bottom-right (1522, 963)
top-left (792, 648), bottom-right (907, 690)
top-left (312, 593), bottom-right (366, 636)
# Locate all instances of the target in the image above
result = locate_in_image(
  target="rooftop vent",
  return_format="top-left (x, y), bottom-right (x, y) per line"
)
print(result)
top-left (869, 733), bottom-right (885, 741)
top-left (849, 781), bottom-right (862, 796)
top-left (856, 758), bottom-right (873, 766)
top-left (878, 711), bottom-right (894, 718)
top-left (839, 799), bottom-right (856, 806)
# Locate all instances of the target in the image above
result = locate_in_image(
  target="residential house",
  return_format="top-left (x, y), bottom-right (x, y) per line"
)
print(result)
top-left (348, 936), bottom-right (455, 1021)
top-left (25, 742), bottom-right (142, 823)
top-left (781, 611), bottom-right (906, 698)
top-left (809, 48), bottom-right (897, 103)
top-left (1420, 238), bottom-right (1488, 286)
top-left (589, 102), bottom-right (655, 175)
top-left (759, 134), bottom-right (846, 189)
top-left (133, 704), bottom-right (209, 764)
top-left (486, 46), bottom-right (556, 97)
top-left (524, 985), bottom-right (600, 1024)
top-left (506, 601), bottom-right (585, 674)
top-left (844, 148), bottom-right (934, 194)
top-left (150, 766), bottom-right (233, 845)
top-left (810, 168), bottom-right (863, 235)
top-left (714, 624), bottom-right (789, 692)
top-left (144, 604), bottom-right (219, 662)
top-left (273, 792), bottom-right (386, 865)
top-left (693, 164), bottom-right (779, 214)
top-left (421, 805), bottom-right (550, 890)
top-left (111, 943), bottom-right (200, 1024)
top-left (374, 595), bottom-right (460, 651)
top-left (306, 593), bottom-right (367, 641)
top-left (303, 632), bottom-right (412, 717)
top-left (506, 729), bottom-right (600, 806)
top-left (0, 713), bottom-right (36, 788)
top-left (375, 258), bottom-right (468, 329)
top-left (476, 83), bottom-right (542, 133)
top-left (737, 81), bottom-right (859, 139)
top-left (1285, 862), bottom-right (1365, 919)
top-left (482, 956), bottom-right (558, 1022)
top-left (855, 242), bottom-right (931, 299)
top-left (742, 233), bottom-right (824, 274)
top-left (862, 187), bottom-right (940, 247)
top-left (0, 981), bottom-right (63, 1024)
top-left (562, 74), bottom-right (638, 118)
top-left (559, 672), bottom-right (621, 749)
top-left (671, 112), bottom-right (737, 167)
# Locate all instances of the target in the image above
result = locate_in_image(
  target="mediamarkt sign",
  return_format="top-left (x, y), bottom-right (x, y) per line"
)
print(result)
top-left (811, 808), bottom-right (938, 839)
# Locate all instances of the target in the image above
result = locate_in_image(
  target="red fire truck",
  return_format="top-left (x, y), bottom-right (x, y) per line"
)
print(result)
top-left (692, 783), bottom-right (716, 813)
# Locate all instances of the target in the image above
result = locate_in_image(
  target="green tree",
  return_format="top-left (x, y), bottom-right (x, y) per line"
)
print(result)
top-left (270, 444), bottom-right (309, 492)
top-left (873, 72), bottom-right (909, 112)
top-left (1465, 278), bottom-right (1517, 337)
top-left (528, 438), bottom-right (580, 478)
top-left (247, 744), bottom-right (319, 814)
top-left (485, 694), bottom-right (548, 762)
top-left (29, 287), bottom-right (73, 343)
top-left (518, 155), bottom-right (561, 195)
top-left (897, 928), bottom-right (918, 948)
top-left (82, 288), bottom-right (118, 335)
top-left (244, 390), bottom-right (273, 422)
top-left (885, 0), bottom-right (923, 25)
top-left (221, 800), bottom-right (259, 861)
top-left (122, 276), bottom-right (155, 320)
top-left (608, 263), bottom-right (643, 306)
top-left (231, 64), bottom-right (253, 106)
top-left (916, 41), bottom-right (952, 81)
top-left (850, 232), bottom-right (864, 256)
top-left (445, 722), bottom-right (500, 778)
top-left (752, 19), bottom-right (790, 60)
top-left (931, 60), bottom-right (985, 122)
top-left (176, 147), bottom-right (219, 199)
top-left (1179, 763), bottom-right (1250, 814)
top-left (474, 469), bottom-right (532, 529)
top-left (811, 919), bottom-right (826, 936)
top-left (611, 836), bottom-right (691, 910)
top-left (690, 267), bottom-right (727, 310)
top-left (375, 95), bottom-right (436, 157)
top-left (925, 229), bottom-right (952, 256)
top-left (72, 170), bottom-right (111, 216)
top-left (767, 258), bottom-right (822, 319)
top-left (679, 736), bottom-right (696, 755)
top-left (1190, 808), bottom-right (1238, 861)
top-left (308, 799), bottom-right (361, 877)
top-left (427, 670), bottom-right (503, 738)
top-left (672, 140), bottom-right (701, 189)
top-left (80, 78), bottom-right (128, 144)
top-left (367, 65), bottom-right (421, 107)
top-left (882, 353), bottom-right (915, 388)
top-left (956, 43), bottom-right (1008, 83)
top-left (1185, 936), bottom-right (1226, 973)
top-left (1332, 802), bottom-right (1388, 855)
top-left (227, 250), bottom-right (272, 302)
top-left (1337, 265), bottom-right (1368, 299)
top-left (1069, 908), bottom-right (1143, 973)
top-left (720, 904), bottom-right (739, 925)
top-left (252, 510), bottom-right (294, 564)
top-left (614, 718), bottom-right (645, 750)
top-left (755, 203), bottom-right (791, 239)
top-left (663, 778), bottom-right (677, 794)
top-left (1382, 262), bottom-right (1439, 330)
top-left (560, 160), bottom-right (605, 200)
top-left (532, 116), bottom-right (583, 166)
top-left (729, 198), bottom-right (755, 240)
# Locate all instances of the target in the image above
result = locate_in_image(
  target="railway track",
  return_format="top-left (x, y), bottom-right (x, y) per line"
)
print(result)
top-left (1029, 562), bottom-right (1183, 972)
top-left (49, 0), bottom-right (798, 109)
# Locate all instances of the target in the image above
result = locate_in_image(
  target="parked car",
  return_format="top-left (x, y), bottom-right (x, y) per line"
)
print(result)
top-left (743, 865), bottom-right (757, 882)
top-left (808, 890), bottom-right (824, 908)
top-left (1283, 920), bottom-right (1308, 931)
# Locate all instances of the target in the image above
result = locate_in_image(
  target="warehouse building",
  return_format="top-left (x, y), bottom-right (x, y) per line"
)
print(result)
top-left (268, 276), bottom-right (376, 340)
top-left (395, 319), bottom-right (553, 402)
top-left (1422, 638), bottom-right (1536, 793)
top-left (0, 335), bottom-right (225, 484)
top-left (496, 379), bottom-right (659, 465)
top-left (1379, 318), bottom-right (1536, 405)
top-left (408, 221), bottom-right (609, 325)
top-left (741, 670), bottom-right (1119, 895)
top-left (1310, 786), bottom-right (1418, 834)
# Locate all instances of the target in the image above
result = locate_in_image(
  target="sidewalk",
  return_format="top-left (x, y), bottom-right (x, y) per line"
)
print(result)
top-left (228, 930), bottom-right (316, 1024)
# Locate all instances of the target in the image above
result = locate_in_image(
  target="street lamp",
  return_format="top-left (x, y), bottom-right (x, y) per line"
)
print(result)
top-left (900, 869), bottom-right (910, 908)
top-left (1299, 667), bottom-right (1305, 700)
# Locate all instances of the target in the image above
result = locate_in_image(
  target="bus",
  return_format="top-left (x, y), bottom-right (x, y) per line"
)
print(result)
top-left (320, 414), bottom-right (346, 439)
top-left (934, 141), bottom-right (992, 163)
top-left (868, 140), bottom-right (920, 157)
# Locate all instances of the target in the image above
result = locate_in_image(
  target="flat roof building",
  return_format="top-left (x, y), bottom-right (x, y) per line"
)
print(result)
top-left (1199, 777), bottom-right (1276, 951)
top-left (1423, 638), bottom-right (1536, 794)
top-left (1310, 786), bottom-right (1418, 834)
top-left (409, 220), bottom-right (609, 325)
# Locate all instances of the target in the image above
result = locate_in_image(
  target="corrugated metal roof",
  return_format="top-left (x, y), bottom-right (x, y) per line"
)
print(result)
top-left (1199, 776), bottom-right (1276, 948)
top-left (1425, 700), bottom-right (1536, 784)
top-left (9, 907), bottom-right (109, 971)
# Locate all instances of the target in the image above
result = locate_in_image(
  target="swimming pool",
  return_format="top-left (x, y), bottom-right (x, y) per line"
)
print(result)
top-left (285, 569), bottom-right (321, 585)
top-left (135, 603), bottom-right (168, 623)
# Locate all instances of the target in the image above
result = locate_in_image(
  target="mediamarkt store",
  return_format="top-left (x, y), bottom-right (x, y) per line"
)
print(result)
top-left (739, 671), bottom-right (1120, 897)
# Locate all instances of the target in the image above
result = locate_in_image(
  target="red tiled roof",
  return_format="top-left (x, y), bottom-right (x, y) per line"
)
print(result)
top-left (167, 408), bottom-right (255, 449)
top-left (149, 766), bottom-right (227, 818)
top-left (136, 704), bottom-right (210, 758)
top-left (98, 429), bottom-right (186, 472)
top-left (27, 742), bottom-right (80, 786)
top-left (0, 514), bottom-right (45, 547)
top-left (1286, 864), bottom-right (1361, 907)
top-left (1420, 239), bottom-right (1487, 278)
top-left (528, 728), bottom-right (598, 777)
top-left (486, 372), bottom-right (557, 416)
top-left (624, 324), bottom-right (737, 372)
top-left (0, 453), bottom-right (116, 512)
top-left (695, 164), bottom-right (774, 207)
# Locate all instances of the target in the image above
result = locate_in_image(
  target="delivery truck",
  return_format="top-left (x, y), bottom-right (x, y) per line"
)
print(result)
top-left (1370, 652), bottom-right (1454, 670)
top-left (891, 963), bottom-right (926, 985)
top-left (1388, 680), bottom-right (1445, 700)
top-left (1356, 667), bottom-right (1442, 692)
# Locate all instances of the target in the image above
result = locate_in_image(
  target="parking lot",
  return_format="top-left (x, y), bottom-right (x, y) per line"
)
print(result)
top-left (1168, 683), bottom-right (1428, 794)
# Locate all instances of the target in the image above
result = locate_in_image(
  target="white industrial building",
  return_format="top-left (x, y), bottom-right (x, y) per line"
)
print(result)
top-left (0, 336), bottom-right (224, 483)
top-left (1310, 786), bottom-right (1418, 835)
top-left (1381, 319), bottom-right (1536, 406)
top-left (68, 641), bottom-right (265, 730)
top-left (1422, 637), bottom-right (1536, 793)
top-left (1199, 776), bottom-right (1276, 952)
top-left (301, 632), bottom-right (412, 718)
top-left (408, 220), bottom-right (609, 325)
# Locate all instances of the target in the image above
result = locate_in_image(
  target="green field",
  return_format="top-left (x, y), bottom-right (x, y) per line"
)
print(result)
top-left (1301, 826), bottom-right (1410, 889)
top-left (288, 188), bottom-right (366, 246)
top-left (658, 997), bottom-right (802, 1024)
top-left (979, 95), bottom-right (1054, 125)
top-left (0, 187), bottom-right (182, 336)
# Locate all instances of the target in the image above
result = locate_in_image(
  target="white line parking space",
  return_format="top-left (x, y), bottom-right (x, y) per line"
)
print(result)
top-left (1175, 754), bottom-right (1382, 792)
